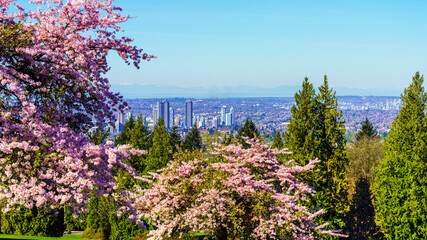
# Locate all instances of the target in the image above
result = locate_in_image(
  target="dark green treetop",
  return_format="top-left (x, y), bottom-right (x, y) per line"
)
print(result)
top-left (355, 117), bottom-right (377, 142)
top-left (237, 118), bottom-right (259, 139)
top-left (145, 118), bottom-right (172, 174)
top-left (169, 125), bottom-right (182, 153)
top-left (114, 114), bottom-right (135, 145)
top-left (271, 130), bottom-right (285, 150)
top-left (128, 115), bottom-right (151, 151)
top-left (373, 72), bottom-right (427, 239)
top-left (183, 123), bottom-right (203, 152)
top-left (237, 118), bottom-right (259, 148)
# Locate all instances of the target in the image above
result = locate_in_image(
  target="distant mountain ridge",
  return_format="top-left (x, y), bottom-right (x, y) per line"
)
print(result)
top-left (111, 84), bottom-right (401, 98)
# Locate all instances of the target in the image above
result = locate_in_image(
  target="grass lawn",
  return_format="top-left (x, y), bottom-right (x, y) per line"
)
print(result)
top-left (0, 234), bottom-right (81, 240)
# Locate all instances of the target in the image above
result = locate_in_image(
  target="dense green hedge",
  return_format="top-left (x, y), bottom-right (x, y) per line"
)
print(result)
top-left (1, 206), bottom-right (65, 237)
top-left (109, 214), bottom-right (144, 240)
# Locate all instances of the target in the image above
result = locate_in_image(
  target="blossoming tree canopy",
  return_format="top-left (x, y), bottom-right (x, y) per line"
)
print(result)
top-left (137, 140), bottom-right (346, 240)
top-left (0, 0), bottom-right (153, 224)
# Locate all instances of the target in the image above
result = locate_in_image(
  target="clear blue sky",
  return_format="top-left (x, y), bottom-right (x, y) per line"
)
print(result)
top-left (27, 0), bottom-right (427, 90)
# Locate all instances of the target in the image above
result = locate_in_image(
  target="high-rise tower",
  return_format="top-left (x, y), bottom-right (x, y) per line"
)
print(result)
top-left (230, 107), bottom-right (234, 125)
top-left (221, 106), bottom-right (226, 126)
top-left (157, 100), bottom-right (170, 128)
top-left (185, 100), bottom-right (193, 128)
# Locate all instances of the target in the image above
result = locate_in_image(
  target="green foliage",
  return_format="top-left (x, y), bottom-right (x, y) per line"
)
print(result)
top-left (237, 118), bottom-right (259, 139)
top-left (201, 130), bottom-right (221, 152)
top-left (237, 118), bottom-right (259, 148)
top-left (65, 207), bottom-right (86, 231)
top-left (183, 123), bottom-right (203, 152)
top-left (109, 214), bottom-right (144, 240)
top-left (271, 130), bottom-right (284, 150)
top-left (128, 116), bottom-right (152, 151)
top-left (1, 207), bottom-right (65, 237)
top-left (355, 118), bottom-right (378, 142)
top-left (346, 177), bottom-right (383, 240)
top-left (222, 133), bottom-right (236, 146)
top-left (373, 72), bottom-right (427, 239)
top-left (145, 118), bottom-right (172, 173)
top-left (346, 136), bottom-right (383, 195)
top-left (114, 115), bottom-right (136, 146)
top-left (0, 20), bottom-right (32, 54)
top-left (284, 76), bottom-right (349, 237)
top-left (84, 193), bottom-right (115, 240)
top-left (87, 127), bottom-right (110, 145)
top-left (284, 77), bottom-right (317, 165)
top-left (169, 125), bottom-right (182, 153)
top-left (109, 117), bottom-right (150, 240)
top-left (313, 76), bottom-right (349, 235)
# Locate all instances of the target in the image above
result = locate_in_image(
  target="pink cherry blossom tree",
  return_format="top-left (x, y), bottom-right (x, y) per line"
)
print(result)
top-left (136, 140), bottom-right (346, 240)
top-left (0, 0), bottom-right (154, 224)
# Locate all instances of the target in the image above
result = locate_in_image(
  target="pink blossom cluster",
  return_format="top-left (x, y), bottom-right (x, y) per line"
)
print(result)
top-left (136, 140), bottom-right (344, 239)
top-left (0, 0), bottom-right (152, 226)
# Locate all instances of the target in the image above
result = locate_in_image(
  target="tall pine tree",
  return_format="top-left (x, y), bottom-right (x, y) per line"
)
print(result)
top-left (145, 118), bottom-right (172, 173)
top-left (183, 123), bottom-right (203, 152)
top-left (285, 76), bottom-right (349, 237)
top-left (284, 77), bottom-right (317, 165)
top-left (169, 125), bottom-right (182, 154)
top-left (237, 118), bottom-right (259, 148)
top-left (355, 117), bottom-right (378, 141)
top-left (313, 75), bottom-right (349, 234)
top-left (115, 114), bottom-right (135, 145)
top-left (373, 72), bottom-right (427, 239)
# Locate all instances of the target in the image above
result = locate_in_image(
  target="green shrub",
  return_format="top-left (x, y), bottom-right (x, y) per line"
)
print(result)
top-left (65, 206), bottom-right (86, 231)
top-left (83, 193), bottom-right (114, 240)
top-left (1, 206), bottom-right (65, 237)
top-left (109, 213), bottom-right (144, 240)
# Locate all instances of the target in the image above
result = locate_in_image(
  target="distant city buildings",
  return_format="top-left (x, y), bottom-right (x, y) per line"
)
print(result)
top-left (156, 100), bottom-right (173, 129)
top-left (220, 106), bottom-right (226, 125)
top-left (116, 96), bottom-right (399, 138)
top-left (185, 100), bottom-right (193, 128)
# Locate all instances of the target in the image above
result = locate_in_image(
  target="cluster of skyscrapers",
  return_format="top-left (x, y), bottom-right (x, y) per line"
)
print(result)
top-left (153, 100), bottom-right (174, 129)
top-left (152, 100), bottom-right (193, 129)
top-left (115, 100), bottom-right (236, 134)
top-left (221, 106), bottom-right (234, 126)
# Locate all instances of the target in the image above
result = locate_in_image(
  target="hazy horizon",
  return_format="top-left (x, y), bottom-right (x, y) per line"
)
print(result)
top-left (111, 83), bottom-right (403, 98)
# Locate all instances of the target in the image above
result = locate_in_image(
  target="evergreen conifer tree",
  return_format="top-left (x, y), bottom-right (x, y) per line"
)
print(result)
top-left (355, 117), bottom-right (377, 141)
top-left (271, 130), bottom-right (285, 150)
top-left (128, 115), bottom-right (151, 151)
top-left (238, 118), bottom-right (259, 139)
top-left (237, 118), bottom-right (259, 148)
top-left (373, 72), bottom-right (427, 239)
top-left (313, 75), bottom-right (349, 235)
top-left (115, 114), bottom-right (135, 145)
top-left (285, 76), bottom-right (349, 237)
top-left (109, 115), bottom-right (149, 240)
top-left (145, 118), bottom-right (172, 173)
top-left (169, 125), bottom-right (182, 153)
top-left (284, 77), bottom-right (317, 165)
top-left (183, 123), bottom-right (203, 152)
